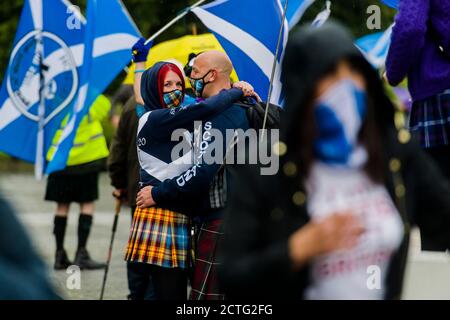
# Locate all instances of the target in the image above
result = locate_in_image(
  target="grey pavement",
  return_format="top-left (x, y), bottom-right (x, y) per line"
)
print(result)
top-left (0, 172), bottom-right (130, 300)
top-left (1, 172), bottom-right (450, 300)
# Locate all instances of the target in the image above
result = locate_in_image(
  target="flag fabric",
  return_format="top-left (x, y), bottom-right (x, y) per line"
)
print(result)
top-left (356, 26), bottom-right (393, 68)
top-left (192, 0), bottom-right (288, 105)
top-left (311, 1), bottom-right (331, 28)
top-left (45, 0), bottom-right (140, 174)
top-left (0, 0), bottom-right (84, 176)
top-left (281, 0), bottom-right (316, 29)
top-left (381, 0), bottom-right (398, 10)
top-left (0, 0), bottom-right (140, 177)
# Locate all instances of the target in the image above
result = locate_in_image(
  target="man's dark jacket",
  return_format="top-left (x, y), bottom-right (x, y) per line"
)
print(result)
top-left (108, 97), bottom-right (139, 207)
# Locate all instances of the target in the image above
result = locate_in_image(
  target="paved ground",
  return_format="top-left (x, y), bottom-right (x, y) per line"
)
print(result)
top-left (1, 172), bottom-right (450, 300)
top-left (0, 172), bottom-right (130, 300)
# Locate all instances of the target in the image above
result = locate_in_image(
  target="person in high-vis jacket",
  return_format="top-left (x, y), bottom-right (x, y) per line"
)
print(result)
top-left (45, 94), bottom-right (110, 270)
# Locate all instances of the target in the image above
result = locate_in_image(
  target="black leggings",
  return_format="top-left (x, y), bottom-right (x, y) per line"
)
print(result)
top-left (425, 145), bottom-right (450, 180)
top-left (128, 262), bottom-right (187, 300)
top-left (127, 262), bottom-right (155, 300)
top-left (150, 265), bottom-right (188, 300)
top-left (421, 146), bottom-right (450, 251)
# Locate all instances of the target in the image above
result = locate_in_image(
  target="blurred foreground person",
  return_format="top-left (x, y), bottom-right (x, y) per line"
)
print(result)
top-left (386, 0), bottom-right (450, 182)
top-left (45, 95), bottom-right (110, 270)
top-left (220, 22), bottom-right (450, 300)
top-left (0, 194), bottom-right (59, 299)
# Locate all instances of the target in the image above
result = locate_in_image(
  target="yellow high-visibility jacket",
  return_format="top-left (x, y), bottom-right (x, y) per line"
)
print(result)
top-left (47, 95), bottom-right (111, 166)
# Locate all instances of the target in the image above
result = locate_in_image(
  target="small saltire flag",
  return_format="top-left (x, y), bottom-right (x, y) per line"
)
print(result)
top-left (356, 25), bottom-right (393, 68)
top-left (0, 0), bottom-right (84, 177)
top-left (381, 0), bottom-right (398, 10)
top-left (281, 0), bottom-right (316, 29)
top-left (192, 0), bottom-right (288, 105)
top-left (45, 0), bottom-right (140, 174)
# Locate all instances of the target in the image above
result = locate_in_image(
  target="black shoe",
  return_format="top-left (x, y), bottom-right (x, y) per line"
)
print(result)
top-left (54, 249), bottom-right (73, 270)
top-left (74, 248), bottom-right (106, 270)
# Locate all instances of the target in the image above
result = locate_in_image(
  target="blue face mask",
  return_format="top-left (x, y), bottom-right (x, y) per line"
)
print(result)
top-left (189, 70), bottom-right (212, 98)
top-left (313, 79), bottom-right (367, 166)
top-left (163, 89), bottom-right (183, 109)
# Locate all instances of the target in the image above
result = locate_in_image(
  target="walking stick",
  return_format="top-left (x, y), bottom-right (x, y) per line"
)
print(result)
top-left (99, 199), bottom-right (122, 300)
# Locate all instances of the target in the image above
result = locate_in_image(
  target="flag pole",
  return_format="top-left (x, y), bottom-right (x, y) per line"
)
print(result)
top-left (261, 0), bottom-right (288, 138)
top-left (144, 0), bottom-right (208, 45)
top-left (35, 30), bottom-right (46, 180)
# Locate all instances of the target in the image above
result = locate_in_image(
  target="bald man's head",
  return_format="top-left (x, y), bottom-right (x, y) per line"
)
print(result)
top-left (194, 50), bottom-right (233, 77)
top-left (190, 50), bottom-right (234, 98)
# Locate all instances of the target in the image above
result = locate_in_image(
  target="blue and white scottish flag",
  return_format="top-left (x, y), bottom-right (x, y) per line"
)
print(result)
top-left (0, 0), bottom-right (140, 177)
top-left (0, 0), bottom-right (84, 177)
top-left (192, 0), bottom-right (288, 105)
top-left (46, 0), bottom-right (140, 174)
top-left (356, 26), bottom-right (393, 68)
top-left (281, 0), bottom-right (316, 29)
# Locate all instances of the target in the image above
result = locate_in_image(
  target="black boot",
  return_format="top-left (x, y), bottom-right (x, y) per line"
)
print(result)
top-left (54, 249), bottom-right (73, 270)
top-left (74, 248), bottom-right (106, 270)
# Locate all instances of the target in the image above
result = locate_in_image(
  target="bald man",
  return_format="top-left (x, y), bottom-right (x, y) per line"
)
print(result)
top-left (137, 50), bottom-right (257, 300)
top-left (189, 51), bottom-right (233, 96)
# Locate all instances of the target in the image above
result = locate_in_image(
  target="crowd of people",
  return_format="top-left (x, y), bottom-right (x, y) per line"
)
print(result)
top-left (2, 0), bottom-right (449, 300)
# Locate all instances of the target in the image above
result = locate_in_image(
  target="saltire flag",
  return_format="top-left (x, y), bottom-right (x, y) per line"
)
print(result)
top-left (0, 0), bottom-right (140, 177)
top-left (0, 0), bottom-right (84, 178)
top-left (45, 0), bottom-right (140, 174)
top-left (192, 0), bottom-right (288, 105)
top-left (381, 0), bottom-right (398, 10)
top-left (356, 25), bottom-right (393, 68)
top-left (281, 0), bottom-right (316, 29)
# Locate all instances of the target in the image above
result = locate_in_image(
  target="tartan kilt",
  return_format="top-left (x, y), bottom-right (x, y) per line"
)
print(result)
top-left (409, 90), bottom-right (450, 148)
top-left (125, 206), bottom-right (190, 269)
top-left (189, 219), bottom-right (226, 301)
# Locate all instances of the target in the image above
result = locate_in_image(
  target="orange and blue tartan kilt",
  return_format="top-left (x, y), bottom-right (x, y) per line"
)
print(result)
top-left (125, 207), bottom-right (190, 269)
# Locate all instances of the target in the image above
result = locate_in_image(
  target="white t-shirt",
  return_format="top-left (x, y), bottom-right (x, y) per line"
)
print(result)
top-left (304, 162), bottom-right (404, 300)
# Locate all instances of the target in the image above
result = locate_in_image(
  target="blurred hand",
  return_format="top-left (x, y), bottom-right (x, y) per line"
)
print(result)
top-left (289, 212), bottom-right (364, 269)
top-left (136, 186), bottom-right (155, 208)
top-left (315, 212), bottom-right (364, 253)
top-left (112, 189), bottom-right (128, 204)
top-left (132, 37), bottom-right (152, 63)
